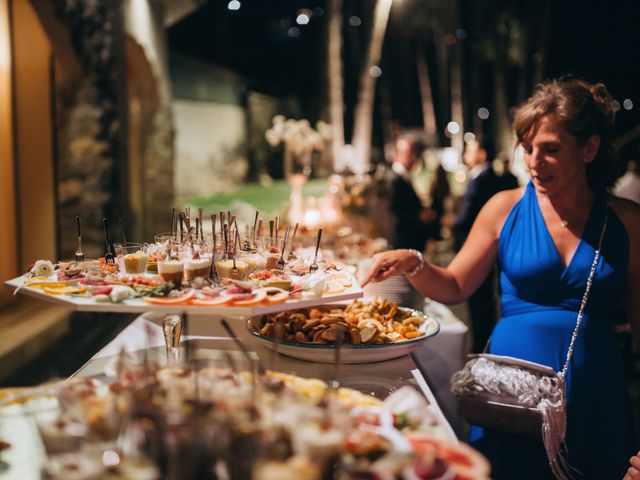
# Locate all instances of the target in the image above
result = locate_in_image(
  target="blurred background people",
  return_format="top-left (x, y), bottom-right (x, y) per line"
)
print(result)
top-left (389, 134), bottom-right (435, 252)
top-left (452, 137), bottom-right (518, 353)
top-left (615, 157), bottom-right (640, 205)
top-left (427, 163), bottom-right (451, 243)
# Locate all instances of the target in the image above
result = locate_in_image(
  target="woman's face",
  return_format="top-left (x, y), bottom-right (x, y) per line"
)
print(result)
top-left (521, 114), bottom-right (599, 196)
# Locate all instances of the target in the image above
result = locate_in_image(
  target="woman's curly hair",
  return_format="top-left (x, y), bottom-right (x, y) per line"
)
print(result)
top-left (514, 77), bottom-right (617, 187)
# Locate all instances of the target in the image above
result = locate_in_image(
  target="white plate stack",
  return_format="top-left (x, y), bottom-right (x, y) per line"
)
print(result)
top-left (357, 259), bottom-right (425, 310)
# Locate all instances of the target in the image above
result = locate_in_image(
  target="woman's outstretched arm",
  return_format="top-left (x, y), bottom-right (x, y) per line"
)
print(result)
top-left (362, 188), bottom-right (522, 304)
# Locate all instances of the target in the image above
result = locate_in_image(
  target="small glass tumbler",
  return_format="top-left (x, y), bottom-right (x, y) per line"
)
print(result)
top-left (114, 243), bottom-right (149, 276)
top-left (162, 314), bottom-right (183, 364)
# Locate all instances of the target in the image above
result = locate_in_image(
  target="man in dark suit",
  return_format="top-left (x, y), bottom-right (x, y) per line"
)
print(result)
top-left (452, 138), bottom-right (517, 352)
top-left (390, 135), bottom-right (434, 251)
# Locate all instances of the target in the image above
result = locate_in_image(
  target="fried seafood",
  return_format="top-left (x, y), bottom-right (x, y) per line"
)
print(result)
top-left (253, 298), bottom-right (427, 345)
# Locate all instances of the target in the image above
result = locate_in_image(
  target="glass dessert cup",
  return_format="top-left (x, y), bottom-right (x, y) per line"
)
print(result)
top-left (182, 240), bottom-right (213, 282)
top-left (157, 259), bottom-right (184, 285)
top-left (114, 243), bottom-right (149, 276)
top-left (215, 255), bottom-right (249, 281)
top-left (240, 251), bottom-right (267, 276)
top-left (258, 236), bottom-right (286, 271)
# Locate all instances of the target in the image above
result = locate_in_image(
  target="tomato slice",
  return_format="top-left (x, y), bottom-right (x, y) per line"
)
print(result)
top-left (190, 296), bottom-right (233, 306)
top-left (232, 290), bottom-right (267, 306)
top-left (266, 292), bottom-right (289, 304)
top-left (143, 289), bottom-right (195, 305)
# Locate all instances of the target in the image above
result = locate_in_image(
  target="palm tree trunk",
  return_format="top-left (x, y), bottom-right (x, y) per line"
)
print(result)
top-left (531, 0), bottom-right (551, 88)
top-left (494, 61), bottom-right (513, 157)
top-left (450, 40), bottom-right (464, 154)
top-left (351, 0), bottom-right (393, 173)
top-left (416, 42), bottom-right (438, 146)
top-left (328, 0), bottom-right (345, 171)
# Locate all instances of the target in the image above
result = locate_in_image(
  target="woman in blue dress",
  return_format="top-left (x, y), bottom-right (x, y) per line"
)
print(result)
top-left (363, 78), bottom-right (640, 479)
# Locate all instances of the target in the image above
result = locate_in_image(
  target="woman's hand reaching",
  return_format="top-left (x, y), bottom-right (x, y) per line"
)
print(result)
top-left (361, 249), bottom-right (421, 287)
top-left (624, 451), bottom-right (640, 480)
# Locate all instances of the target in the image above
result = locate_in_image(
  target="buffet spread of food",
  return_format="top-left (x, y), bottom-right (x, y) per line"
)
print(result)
top-left (3, 210), bottom-right (490, 478)
top-left (0, 358), bottom-right (490, 480)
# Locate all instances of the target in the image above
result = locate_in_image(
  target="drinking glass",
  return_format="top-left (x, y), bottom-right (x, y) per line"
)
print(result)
top-left (162, 314), bottom-right (183, 364)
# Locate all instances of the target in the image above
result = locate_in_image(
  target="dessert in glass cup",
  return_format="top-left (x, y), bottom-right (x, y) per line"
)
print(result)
top-left (114, 243), bottom-right (149, 275)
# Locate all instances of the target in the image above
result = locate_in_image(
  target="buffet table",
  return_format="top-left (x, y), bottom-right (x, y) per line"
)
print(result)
top-left (1, 254), bottom-right (472, 479)
top-left (74, 306), bottom-right (467, 434)
top-left (73, 311), bottom-right (457, 441)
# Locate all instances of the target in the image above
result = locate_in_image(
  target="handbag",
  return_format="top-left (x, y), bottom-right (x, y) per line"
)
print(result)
top-left (451, 210), bottom-right (608, 480)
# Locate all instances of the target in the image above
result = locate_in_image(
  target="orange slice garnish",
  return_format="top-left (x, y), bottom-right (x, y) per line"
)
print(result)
top-left (266, 292), bottom-right (289, 304)
top-left (190, 296), bottom-right (233, 306)
top-left (143, 290), bottom-right (195, 305)
top-left (232, 290), bottom-right (267, 306)
top-left (43, 286), bottom-right (87, 295)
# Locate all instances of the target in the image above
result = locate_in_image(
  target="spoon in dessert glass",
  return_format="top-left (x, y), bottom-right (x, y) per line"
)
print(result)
top-left (309, 228), bottom-right (323, 273)
top-left (75, 216), bottom-right (84, 263)
top-left (276, 224), bottom-right (291, 270)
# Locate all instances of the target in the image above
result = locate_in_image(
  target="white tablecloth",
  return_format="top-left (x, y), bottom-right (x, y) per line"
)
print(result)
top-left (412, 300), bottom-right (468, 436)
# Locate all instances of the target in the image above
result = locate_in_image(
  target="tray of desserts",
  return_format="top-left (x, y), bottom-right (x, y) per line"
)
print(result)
top-left (5, 259), bottom-right (362, 317)
top-left (6, 214), bottom-right (366, 316)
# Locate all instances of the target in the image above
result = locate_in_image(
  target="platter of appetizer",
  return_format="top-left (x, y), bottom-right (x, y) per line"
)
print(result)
top-left (247, 297), bottom-right (440, 363)
top-left (5, 262), bottom-right (362, 316)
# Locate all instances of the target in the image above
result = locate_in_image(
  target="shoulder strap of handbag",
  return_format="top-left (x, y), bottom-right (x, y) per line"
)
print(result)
top-left (558, 207), bottom-right (608, 379)
top-left (483, 206), bottom-right (609, 380)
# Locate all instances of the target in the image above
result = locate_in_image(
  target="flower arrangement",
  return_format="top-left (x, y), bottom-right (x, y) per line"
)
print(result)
top-left (26, 259), bottom-right (55, 278)
top-left (265, 115), bottom-right (331, 156)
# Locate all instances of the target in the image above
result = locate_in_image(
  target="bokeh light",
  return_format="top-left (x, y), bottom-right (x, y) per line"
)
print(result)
top-left (623, 99), bottom-right (634, 110)
top-left (477, 107), bottom-right (490, 120)
top-left (446, 121), bottom-right (460, 135)
top-left (369, 65), bottom-right (382, 78)
top-left (227, 0), bottom-right (240, 11)
top-left (441, 147), bottom-right (460, 172)
top-left (463, 132), bottom-right (476, 144)
top-left (349, 16), bottom-right (362, 26)
top-left (454, 170), bottom-right (467, 183)
top-left (443, 34), bottom-right (456, 45)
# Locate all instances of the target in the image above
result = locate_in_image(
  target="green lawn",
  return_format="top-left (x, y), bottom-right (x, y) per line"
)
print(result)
top-left (181, 178), bottom-right (329, 216)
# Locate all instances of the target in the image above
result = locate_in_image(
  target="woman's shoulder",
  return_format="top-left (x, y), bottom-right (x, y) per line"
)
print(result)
top-left (608, 194), bottom-right (640, 241)
top-left (486, 186), bottom-right (526, 215)
top-left (475, 186), bottom-right (526, 235)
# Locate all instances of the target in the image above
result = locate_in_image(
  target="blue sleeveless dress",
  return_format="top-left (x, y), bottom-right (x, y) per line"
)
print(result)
top-left (469, 181), bottom-right (635, 479)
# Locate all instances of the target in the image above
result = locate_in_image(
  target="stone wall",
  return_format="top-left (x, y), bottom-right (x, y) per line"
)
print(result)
top-left (52, 0), bottom-right (127, 260)
top-left (42, 0), bottom-right (176, 256)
